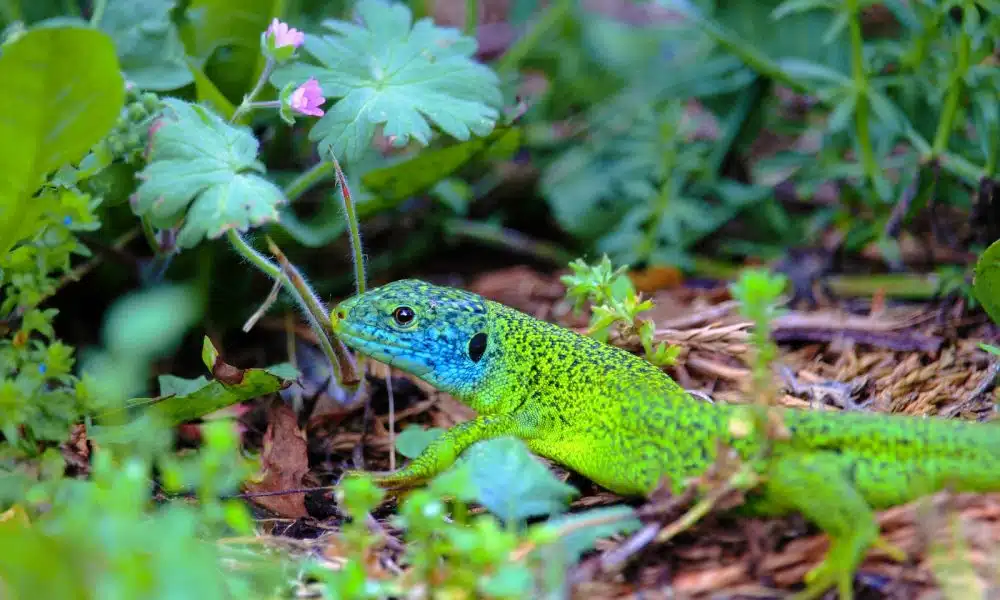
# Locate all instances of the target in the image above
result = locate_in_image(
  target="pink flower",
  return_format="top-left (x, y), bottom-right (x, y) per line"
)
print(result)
top-left (265, 18), bottom-right (304, 48)
top-left (289, 78), bottom-right (325, 117)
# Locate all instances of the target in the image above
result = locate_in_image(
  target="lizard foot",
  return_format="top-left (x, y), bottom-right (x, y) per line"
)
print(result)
top-left (793, 555), bottom-right (853, 600)
top-left (792, 529), bottom-right (890, 600)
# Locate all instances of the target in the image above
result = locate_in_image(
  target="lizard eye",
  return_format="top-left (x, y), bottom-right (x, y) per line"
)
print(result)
top-left (392, 306), bottom-right (415, 327)
top-left (468, 332), bottom-right (487, 362)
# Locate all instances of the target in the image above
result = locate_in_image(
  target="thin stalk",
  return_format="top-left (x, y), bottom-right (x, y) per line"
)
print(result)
top-left (903, 127), bottom-right (983, 183)
top-left (243, 100), bottom-right (281, 110)
top-left (140, 217), bottom-right (161, 255)
top-left (253, 233), bottom-right (360, 386)
top-left (682, 6), bottom-right (811, 94)
top-left (846, 0), bottom-right (878, 194)
top-left (643, 115), bottom-right (680, 260)
top-left (228, 229), bottom-right (284, 281)
top-left (464, 0), bottom-right (477, 37)
top-left (930, 10), bottom-right (971, 158)
top-left (284, 160), bottom-right (335, 202)
top-left (331, 156), bottom-right (367, 295)
top-left (983, 114), bottom-right (999, 178)
top-left (494, 0), bottom-right (572, 73)
top-left (89, 0), bottom-right (107, 26)
top-left (231, 57), bottom-right (276, 123)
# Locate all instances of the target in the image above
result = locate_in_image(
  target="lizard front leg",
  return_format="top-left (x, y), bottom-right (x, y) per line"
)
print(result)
top-left (344, 414), bottom-right (529, 491)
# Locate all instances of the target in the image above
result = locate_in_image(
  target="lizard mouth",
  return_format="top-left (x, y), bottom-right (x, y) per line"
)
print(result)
top-left (333, 320), bottom-right (434, 377)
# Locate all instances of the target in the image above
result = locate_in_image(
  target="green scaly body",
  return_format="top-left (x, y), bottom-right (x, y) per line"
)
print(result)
top-left (331, 279), bottom-right (1000, 599)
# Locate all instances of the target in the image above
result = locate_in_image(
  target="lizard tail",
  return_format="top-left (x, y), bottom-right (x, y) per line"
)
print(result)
top-left (785, 407), bottom-right (1000, 498)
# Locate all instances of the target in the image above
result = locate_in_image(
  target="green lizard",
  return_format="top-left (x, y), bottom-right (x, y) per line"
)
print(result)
top-left (330, 279), bottom-right (1000, 599)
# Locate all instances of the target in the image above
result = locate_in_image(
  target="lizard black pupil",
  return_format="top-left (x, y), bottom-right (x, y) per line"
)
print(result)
top-left (393, 306), bottom-right (414, 325)
top-left (468, 332), bottom-right (487, 362)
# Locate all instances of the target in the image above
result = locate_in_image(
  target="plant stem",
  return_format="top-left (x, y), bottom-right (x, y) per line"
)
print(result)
top-left (228, 230), bottom-right (359, 386)
top-left (681, 6), bottom-right (811, 94)
top-left (244, 100), bottom-right (281, 111)
top-left (494, 0), bottom-right (572, 73)
top-left (464, 0), bottom-right (477, 37)
top-left (283, 160), bottom-right (335, 202)
top-left (89, 0), bottom-right (107, 26)
top-left (140, 217), bottom-right (161, 255)
top-left (846, 0), bottom-right (878, 196)
top-left (903, 128), bottom-right (983, 183)
top-left (643, 111), bottom-right (681, 261)
top-left (331, 157), bottom-right (367, 295)
top-left (264, 235), bottom-right (360, 386)
top-left (231, 57), bottom-right (276, 123)
top-left (228, 229), bottom-right (284, 281)
top-left (930, 8), bottom-right (971, 158)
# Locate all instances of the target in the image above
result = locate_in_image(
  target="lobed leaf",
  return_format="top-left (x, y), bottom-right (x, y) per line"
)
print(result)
top-left (270, 0), bottom-right (502, 162)
top-left (134, 98), bottom-right (285, 248)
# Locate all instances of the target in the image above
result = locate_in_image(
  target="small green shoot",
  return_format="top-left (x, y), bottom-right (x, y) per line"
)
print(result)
top-left (561, 256), bottom-right (680, 367)
top-left (729, 268), bottom-right (788, 400)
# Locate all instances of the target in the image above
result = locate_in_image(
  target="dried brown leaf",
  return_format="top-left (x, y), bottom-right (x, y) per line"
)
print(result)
top-left (244, 402), bottom-right (309, 518)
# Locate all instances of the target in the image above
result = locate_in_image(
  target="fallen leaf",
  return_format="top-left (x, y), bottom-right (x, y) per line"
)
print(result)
top-left (244, 402), bottom-right (309, 518)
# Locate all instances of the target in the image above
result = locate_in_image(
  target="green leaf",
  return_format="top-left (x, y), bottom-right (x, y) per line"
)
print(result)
top-left (159, 374), bottom-right (211, 397)
top-left (113, 365), bottom-right (289, 426)
top-left (99, 338), bottom-right (293, 426)
top-left (775, 58), bottom-right (851, 85)
top-left (99, 0), bottom-right (193, 91)
top-left (434, 437), bottom-right (578, 523)
top-left (974, 238), bottom-right (1000, 326)
top-left (263, 362), bottom-right (300, 380)
top-left (362, 126), bottom-right (521, 203)
top-left (395, 424), bottom-right (445, 458)
top-left (134, 98), bottom-right (286, 248)
top-left (271, 0), bottom-right (502, 162)
top-left (0, 25), bottom-right (124, 254)
top-left (534, 505), bottom-right (642, 563)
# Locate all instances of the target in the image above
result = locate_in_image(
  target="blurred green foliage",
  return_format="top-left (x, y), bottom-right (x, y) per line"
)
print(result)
top-left (1, 0), bottom-right (998, 598)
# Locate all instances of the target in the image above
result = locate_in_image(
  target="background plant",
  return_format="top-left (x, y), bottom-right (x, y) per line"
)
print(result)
top-left (0, 0), bottom-right (997, 598)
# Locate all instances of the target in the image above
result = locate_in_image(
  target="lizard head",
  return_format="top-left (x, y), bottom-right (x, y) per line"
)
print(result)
top-left (331, 279), bottom-right (493, 396)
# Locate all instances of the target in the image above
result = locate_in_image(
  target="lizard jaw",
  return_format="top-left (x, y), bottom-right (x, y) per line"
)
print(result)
top-left (333, 322), bottom-right (434, 377)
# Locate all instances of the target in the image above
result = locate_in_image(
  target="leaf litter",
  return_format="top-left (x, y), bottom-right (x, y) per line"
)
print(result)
top-left (239, 264), bottom-right (1000, 599)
